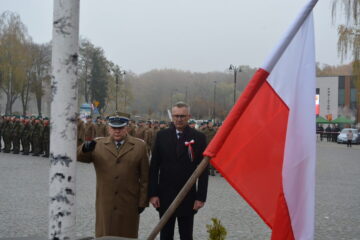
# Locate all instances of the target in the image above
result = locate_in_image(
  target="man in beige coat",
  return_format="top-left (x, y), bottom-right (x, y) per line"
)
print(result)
top-left (77, 113), bottom-right (149, 238)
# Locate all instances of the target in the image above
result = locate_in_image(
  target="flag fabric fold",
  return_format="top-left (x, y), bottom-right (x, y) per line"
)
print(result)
top-left (203, 1), bottom-right (317, 239)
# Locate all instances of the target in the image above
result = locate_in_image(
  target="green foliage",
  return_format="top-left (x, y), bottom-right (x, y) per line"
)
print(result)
top-left (206, 218), bottom-right (227, 240)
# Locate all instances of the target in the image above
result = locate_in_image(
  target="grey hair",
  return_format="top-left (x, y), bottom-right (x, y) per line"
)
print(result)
top-left (172, 101), bottom-right (190, 114)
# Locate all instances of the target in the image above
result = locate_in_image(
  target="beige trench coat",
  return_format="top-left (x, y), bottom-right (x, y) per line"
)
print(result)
top-left (77, 135), bottom-right (149, 238)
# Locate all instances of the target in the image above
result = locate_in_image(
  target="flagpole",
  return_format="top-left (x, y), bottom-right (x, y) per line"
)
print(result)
top-left (147, 156), bottom-right (210, 240)
top-left (262, 0), bottom-right (318, 72)
top-left (48, 1), bottom-right (80, 239)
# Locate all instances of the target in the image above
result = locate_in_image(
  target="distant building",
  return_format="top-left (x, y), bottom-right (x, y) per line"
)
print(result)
top-left (316, 76), bottom-right (359, 123)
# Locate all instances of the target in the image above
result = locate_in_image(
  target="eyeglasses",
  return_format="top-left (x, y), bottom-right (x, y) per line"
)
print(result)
top-left (172, 115), bottom-right (188, 119)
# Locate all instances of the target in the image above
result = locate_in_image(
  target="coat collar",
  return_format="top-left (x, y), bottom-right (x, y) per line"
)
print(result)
top-left (103, 135), bottom-right (135, 158)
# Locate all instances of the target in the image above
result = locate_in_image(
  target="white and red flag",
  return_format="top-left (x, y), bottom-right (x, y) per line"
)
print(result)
top-left (203, 0), bottom-right (318, 239)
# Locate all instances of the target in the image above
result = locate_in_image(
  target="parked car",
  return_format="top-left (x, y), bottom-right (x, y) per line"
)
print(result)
top-left (337, 128), bottom-right (360, 144)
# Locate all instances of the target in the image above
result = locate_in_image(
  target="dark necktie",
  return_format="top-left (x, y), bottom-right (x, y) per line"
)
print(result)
top-left (176, 132), bottom-right (184, 157)
top-left (116, 142), bottom-right (122, 150)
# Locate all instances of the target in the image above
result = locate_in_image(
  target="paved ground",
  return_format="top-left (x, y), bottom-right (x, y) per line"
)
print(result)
top-left (0, 141), bottom-right (359, 239)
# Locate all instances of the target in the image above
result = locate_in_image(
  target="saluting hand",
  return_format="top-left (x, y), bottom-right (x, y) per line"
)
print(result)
top-left (82, 140), bottom-right (96, 152)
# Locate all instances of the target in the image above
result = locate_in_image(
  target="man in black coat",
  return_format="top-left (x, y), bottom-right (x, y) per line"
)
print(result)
top-left (149, 102), bottom-right (208, 240)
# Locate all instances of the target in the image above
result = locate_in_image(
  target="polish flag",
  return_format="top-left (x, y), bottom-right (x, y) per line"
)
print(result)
top-left (203, 1), bottom-right (317, 239)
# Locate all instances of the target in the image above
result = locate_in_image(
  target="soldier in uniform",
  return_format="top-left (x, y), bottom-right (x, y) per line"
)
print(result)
top-left (21, 116), bottom-right (32, 155)
top-left (203, 120), bottom-right (217, 176)
top-left (29, 115), bottom-right (36, 153)
top-left (3, 115), bottom-right (14, 153)
top-left (144, 120), bottom-right (153, 149)
top-left (127, 120), bottom-right (136, 137)
top-left (189, 120), bottom-right (196, 129)
top-left (42, 117), bottom-right (50, 157)
top-left (159, 120), bottom-right (167, 130)
top-left (77, 112), bottom-right (149, 238)
top-left (77, 117), bottom-right (85, 146)
top-left (32, 116), bottom-right (44, 156)
top-left (135, 120), bottom-right (146, 140)
top-left (12, 116), bottom-right (24, 154)
top-left (94, 116), bottom-right (107, 138)
top-left (83, 115), bottom-right (96, 141)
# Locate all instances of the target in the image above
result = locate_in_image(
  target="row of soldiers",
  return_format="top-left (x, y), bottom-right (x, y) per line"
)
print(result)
top-left (77, 116), bottom-right (221, 165)
top-left (77, 115), bottom-right (170, 149)
top-left (0, 115), bottom-right (50, 157)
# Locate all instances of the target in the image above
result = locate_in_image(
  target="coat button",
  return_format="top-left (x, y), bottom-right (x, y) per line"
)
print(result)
top-left (114, 176), bottom-right (119, 180)
top-left (114, 191), bottom-right (118, 195)
top-left (116, 159), bottom-right (120, 164)
top-left (113, 207), bottom-right (117, 210)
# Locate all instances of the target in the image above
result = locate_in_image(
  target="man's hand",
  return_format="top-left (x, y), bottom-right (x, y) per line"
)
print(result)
top-left (150, 196), bottom-right (160, 208)
top-left (193, 200), bottom-right (205, 210)
top-left (82, 140), bottom-right (96, 153)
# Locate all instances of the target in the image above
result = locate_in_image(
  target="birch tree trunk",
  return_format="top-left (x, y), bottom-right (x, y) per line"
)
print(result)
top-left (48, 1), bottom-right (80, 240)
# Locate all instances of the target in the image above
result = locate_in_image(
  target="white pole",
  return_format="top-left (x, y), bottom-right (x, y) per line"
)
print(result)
top-left (49, 1), bottom-right (80, 240)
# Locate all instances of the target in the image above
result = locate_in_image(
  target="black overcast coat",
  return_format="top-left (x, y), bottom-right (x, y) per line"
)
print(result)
top-left (148, 124), bottom-right (209, 216)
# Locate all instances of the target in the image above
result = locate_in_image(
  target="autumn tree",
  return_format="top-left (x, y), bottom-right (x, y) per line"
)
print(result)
top-left (332, 0), bottom-right (360, 123)
top-left (0, 11), bottom-right (30, 114)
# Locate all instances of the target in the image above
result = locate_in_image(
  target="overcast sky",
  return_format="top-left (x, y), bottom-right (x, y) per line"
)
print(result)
top-left (1, 0), bottom-right (346, 74)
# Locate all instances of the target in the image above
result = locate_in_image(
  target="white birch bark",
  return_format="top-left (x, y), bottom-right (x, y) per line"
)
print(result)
top-left (49, 1), bottom-right (80, 239)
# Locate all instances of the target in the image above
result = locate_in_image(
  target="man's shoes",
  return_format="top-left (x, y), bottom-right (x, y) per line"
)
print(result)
top-left (22, 152), bottom-right (29, 155)
top-left (13, 151), bottom-right (19, 154)
top-left (3, 150), bottom-right (10, 153)
top-left (42, 154), bottom-right (49, 158)
top-left (32, 153), bottom-right (40, 156)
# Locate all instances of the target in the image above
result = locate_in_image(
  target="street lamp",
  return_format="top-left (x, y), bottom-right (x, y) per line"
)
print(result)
top-left (113, 65), bottom-right (126, 111)
top-left (229, 64), bottom-right (241, 104)
top-left (213, 81), bottom-right (217, 121)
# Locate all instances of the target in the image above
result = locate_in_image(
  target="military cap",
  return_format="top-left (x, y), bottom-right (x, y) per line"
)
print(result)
top-left (153, 120), bottom-right (159, 124)
top-left (189, 120), bottom-right (196, 124)
top-left (138, 119), bottom-right (145, 123)
top-left (108, 112), bottom-right (130, 128)
top-left (43, 117), bottom-right (49, 120)
top-left (159, 120), bottom-right (166, 124)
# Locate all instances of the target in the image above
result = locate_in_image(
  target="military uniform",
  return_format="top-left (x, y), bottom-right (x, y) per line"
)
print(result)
top-left (83, 120), bottom-right (96, 141)
top-left (77, 113), bottom-right (149, 238)
top-left (42, 119), bottom-right (50, 157)
top-left (203, 125), bottom-right (217, 176)
top-left (32, 120), bottom-right (44, 156)
top-left (135, 125), bottom-right (146, 140)
top-left (3, 118), bottom-right (13, 153)
top-left (21, 120), bottom-right (32, 155)
top-left (94, 122), bottom-right (107, 138)
top-left (12, 118), bottom-right (24, 154)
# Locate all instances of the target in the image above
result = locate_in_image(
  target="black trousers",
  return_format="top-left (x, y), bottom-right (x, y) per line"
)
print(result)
top-left (159, 213), bottom-right (194, 240)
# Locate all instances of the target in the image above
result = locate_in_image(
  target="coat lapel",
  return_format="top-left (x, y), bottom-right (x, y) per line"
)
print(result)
top-left (103, 137), bottom-right (118, 158)
top-left (117, 136), bottom-right (134, 159)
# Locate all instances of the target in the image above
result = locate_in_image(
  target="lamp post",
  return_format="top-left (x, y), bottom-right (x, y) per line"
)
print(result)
top-left (229, 64), bottom-right (241, 104)
top-left (213, 81), bottom-right (217, 121)
top-left (113, 65), bottom-right (126, 111)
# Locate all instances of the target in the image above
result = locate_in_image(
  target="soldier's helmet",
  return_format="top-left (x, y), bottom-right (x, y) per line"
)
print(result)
top-left (108, 112), bottom-right (130, 128)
